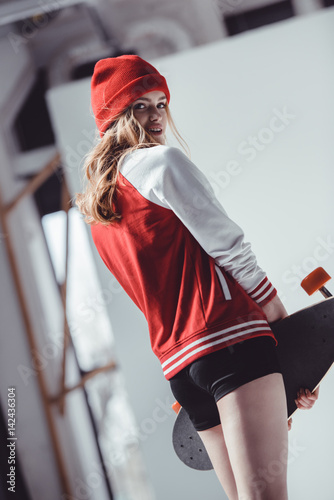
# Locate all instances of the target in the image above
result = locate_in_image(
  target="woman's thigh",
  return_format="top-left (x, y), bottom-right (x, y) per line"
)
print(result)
top-left (197, 424), bottom-right (238, 500)
top-left (217, 372), bottom-right (289, 500)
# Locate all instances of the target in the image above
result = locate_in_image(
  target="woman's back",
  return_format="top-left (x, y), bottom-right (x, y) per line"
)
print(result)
top-left (90, 144), bottom-right (275, 379)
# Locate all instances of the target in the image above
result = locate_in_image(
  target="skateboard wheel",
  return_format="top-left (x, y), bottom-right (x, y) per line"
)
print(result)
top-left (301, 267), bottom-right (331, 295)
top-left (172, 401), bottom-right (181, 414)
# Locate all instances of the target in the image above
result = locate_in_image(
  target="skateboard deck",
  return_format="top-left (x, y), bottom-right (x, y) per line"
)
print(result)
top-left (172, 295), bottom-right (334, 470)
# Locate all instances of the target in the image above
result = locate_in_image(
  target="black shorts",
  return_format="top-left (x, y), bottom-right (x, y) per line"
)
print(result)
top-left (169, 335), bottom-right (282, 431)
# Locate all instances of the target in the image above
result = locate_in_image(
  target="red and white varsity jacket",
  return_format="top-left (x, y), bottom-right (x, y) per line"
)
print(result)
top-left (90, 145), bottom-right (277, 379)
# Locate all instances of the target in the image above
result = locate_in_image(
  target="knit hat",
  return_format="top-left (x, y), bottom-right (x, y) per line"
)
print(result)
top-left (91, 54), bottom-right (170, 137)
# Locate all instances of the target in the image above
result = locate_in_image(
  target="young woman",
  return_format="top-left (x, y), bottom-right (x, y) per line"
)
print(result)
top-left (76, 55), bottom-right (318, 499)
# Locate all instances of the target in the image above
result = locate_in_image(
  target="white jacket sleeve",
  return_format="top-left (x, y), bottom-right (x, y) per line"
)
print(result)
top-left (155, 147), bottom-right (277, 305)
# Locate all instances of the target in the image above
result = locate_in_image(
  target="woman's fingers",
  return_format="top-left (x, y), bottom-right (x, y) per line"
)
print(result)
top-left (295, 397), bottom-right (313, 409)
top-left (295, 387), bottom-right (319, 410)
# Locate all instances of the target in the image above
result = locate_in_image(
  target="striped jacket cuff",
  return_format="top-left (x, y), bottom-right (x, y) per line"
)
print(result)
top-left (248, 277), bottom-right (277, 306)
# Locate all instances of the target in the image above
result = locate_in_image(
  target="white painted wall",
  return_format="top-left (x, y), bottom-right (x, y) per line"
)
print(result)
top-left (47, 7), bottom-right (334, 500)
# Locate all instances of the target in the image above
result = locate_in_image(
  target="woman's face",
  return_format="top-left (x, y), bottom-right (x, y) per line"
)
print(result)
top-left (132, 90), bottom-right (168, 144)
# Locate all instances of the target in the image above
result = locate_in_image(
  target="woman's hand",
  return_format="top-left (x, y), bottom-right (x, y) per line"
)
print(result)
top-left (260, 294), bottom-right (289, 324)
top-left (288, 386), bottom-right (320, 430)
top-left (295, 386), bottom-right (320, 410)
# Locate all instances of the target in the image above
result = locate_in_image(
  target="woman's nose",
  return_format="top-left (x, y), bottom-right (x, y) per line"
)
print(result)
top-left (149, 109), bottom-right (162, 121)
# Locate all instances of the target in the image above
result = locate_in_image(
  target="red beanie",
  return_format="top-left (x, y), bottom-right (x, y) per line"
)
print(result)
top-left (91, 54), bottom-right (170, 137)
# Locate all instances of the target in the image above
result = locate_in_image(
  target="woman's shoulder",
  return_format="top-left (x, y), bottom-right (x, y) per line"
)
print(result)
top-left (124, 144), bottom-right (183, 162)
top-left (121, 144), bottom-right (187, 176)
top-left (118, 145), bottom-right (185, 206)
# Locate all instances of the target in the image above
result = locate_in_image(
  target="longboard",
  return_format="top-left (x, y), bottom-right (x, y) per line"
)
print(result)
top-left (172, 267), bottom-right (334, 471)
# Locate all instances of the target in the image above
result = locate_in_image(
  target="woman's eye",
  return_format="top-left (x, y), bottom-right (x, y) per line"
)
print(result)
top-left (134, 103), bottom-right (145, 110)
top-left (134, 102), bottom-right (166, 110)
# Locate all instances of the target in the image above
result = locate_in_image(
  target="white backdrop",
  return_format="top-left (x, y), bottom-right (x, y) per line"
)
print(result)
top-left (47, 7), bottom-right (334, 500)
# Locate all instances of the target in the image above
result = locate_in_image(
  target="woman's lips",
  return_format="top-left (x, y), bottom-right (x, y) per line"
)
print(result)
top-left (148, 127), bottom-right (163, 135)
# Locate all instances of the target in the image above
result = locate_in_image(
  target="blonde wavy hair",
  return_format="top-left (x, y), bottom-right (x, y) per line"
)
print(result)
top-left (75, 103), bottom-right (189, 226)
